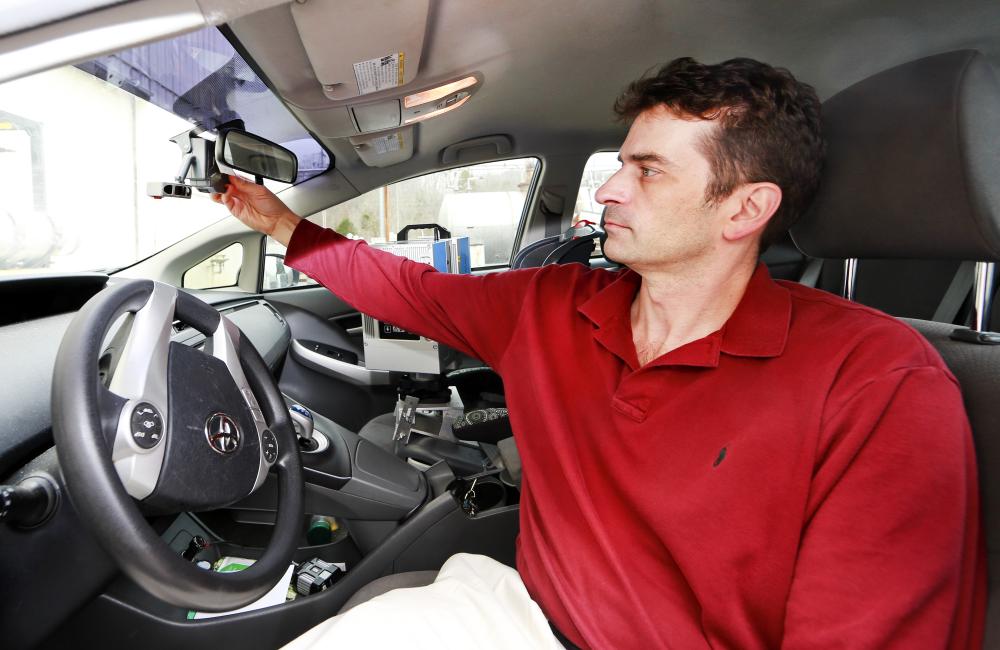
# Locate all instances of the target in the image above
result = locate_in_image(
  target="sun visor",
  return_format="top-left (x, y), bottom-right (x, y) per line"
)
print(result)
top-left (291, 0), bottom-right (429, 102)
top-left (791, 50), bottom-right (1000, 262)
top-left (350, 127), bottom-right (414, 168)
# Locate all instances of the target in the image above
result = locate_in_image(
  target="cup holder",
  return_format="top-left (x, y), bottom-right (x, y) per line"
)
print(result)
top-left (471, 477), bottom-right (506, 510)
top-left (455, 474), bottom-right (510, 515)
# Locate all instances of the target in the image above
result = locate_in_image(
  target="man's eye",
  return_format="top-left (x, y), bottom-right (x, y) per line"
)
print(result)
top-left (640, 167), bottom-right (658, 177)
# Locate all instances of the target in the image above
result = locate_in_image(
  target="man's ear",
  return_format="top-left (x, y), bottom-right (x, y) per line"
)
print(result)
top-left (721, 182), bottom-right (782, 242)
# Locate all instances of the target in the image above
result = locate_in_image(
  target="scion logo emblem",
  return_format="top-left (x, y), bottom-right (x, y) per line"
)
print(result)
top-left (205, 413), bottom-right (241, 454)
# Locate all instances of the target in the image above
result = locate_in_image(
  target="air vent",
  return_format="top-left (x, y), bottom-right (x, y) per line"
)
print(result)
top-left (363, 314), bottom-right (377, 338)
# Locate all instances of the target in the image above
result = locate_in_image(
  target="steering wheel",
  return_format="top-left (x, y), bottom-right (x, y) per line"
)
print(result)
top-left (51, 279), bottom-right (303, 611)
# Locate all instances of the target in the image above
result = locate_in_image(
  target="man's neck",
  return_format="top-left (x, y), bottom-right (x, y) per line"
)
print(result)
top-left (630, 252), bottom-right (758, 366)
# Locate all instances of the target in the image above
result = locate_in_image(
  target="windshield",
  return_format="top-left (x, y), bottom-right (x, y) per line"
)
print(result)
top-left (0, 27), bottom-right (330, 276)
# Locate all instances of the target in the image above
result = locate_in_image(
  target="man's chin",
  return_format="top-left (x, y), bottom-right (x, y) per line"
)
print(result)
top-left (602, 241), bottom-right (633, 265)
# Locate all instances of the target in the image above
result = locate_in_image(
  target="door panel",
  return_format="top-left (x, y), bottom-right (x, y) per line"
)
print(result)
top-left (265, 285), bottom-right (357, 322)
top-left (279, 354), bottom-right (398, 435)
top-left (266, 298), bottom-right (394, 432)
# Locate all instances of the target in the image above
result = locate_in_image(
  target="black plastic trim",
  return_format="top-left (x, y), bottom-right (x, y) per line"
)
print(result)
top-left (0, 272), bottom-right (108, 325)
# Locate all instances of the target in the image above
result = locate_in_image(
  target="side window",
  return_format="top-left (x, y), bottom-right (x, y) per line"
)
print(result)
top-left (262, 158), bottom-right (540, 290)
top-left (263, 237), bottom-right (317, 290)
top-left (182, 243), bottom-right (243, 290)
top-left (573, 151), bottom-right (621, 257)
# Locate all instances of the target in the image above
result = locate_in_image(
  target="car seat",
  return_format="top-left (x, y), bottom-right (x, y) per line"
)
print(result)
top-left (790, 49), bottom-right (1000, 648)
top-left (510, 220), bottom-right (603, 269)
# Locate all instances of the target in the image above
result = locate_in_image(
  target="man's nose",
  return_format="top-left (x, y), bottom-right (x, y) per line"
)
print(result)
top-left (595, 168), bottom-right (628, 205)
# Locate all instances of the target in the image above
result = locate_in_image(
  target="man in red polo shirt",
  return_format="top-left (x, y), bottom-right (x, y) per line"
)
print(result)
top-left (217, 58), bottom-right (985, 648)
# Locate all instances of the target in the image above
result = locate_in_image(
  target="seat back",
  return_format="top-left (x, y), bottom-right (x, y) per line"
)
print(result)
top-left (791, 50), bottom-right (1000, 647)
top-left (906, 318), bottom-right (1000, 643)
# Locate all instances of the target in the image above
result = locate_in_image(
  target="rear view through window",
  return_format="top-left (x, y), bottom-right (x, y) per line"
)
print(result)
top-left (263, 158), bottom-right (539, 290)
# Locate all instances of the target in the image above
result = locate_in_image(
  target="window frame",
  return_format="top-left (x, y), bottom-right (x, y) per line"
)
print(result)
top-left (181, 241), bottom-right (245, 290)
top-left (257, 156), bottom-right (544, 292)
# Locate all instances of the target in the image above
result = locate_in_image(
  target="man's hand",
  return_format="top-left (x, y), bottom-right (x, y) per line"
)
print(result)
top-left (212, 174), bottom-right (302, 246)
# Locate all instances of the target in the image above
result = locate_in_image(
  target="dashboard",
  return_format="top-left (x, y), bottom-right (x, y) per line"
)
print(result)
top-left (0, 273), bottom-right (299, 646)
top-left (0, 271), bottom-right (500, 649)
top-left (0, 273), bottom-right (291, 480)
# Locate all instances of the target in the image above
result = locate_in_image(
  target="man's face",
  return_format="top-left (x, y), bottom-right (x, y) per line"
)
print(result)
top-left (596, 106), bottom-right (728, 271)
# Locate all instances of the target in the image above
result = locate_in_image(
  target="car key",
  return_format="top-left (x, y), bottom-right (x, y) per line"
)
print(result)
top-left (461, 477), bottom-right (479, 516)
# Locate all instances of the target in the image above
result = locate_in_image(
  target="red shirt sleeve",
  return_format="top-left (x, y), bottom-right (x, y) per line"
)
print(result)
top-left (283, 218), bottom-right (538, 369)
top-left (781, 366), bottom-right (986, 649)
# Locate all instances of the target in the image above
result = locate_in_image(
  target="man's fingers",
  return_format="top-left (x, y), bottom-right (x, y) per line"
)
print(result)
top-left (229, 173), bottom-right (254, 190)
top-left (216, 185), bottom-right (243, 212)
top-left (213, 174), bottom-right (279, 234)
top-left (230, 173), bottom-right (274, 199)
top-left (219, 193), bottom-right (237, 213)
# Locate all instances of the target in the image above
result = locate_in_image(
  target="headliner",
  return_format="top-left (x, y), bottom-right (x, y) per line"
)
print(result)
top-left (227, 0), bottom-right (1000, 198)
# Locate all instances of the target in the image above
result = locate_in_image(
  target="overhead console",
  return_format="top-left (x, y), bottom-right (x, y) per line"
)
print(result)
top-left (286, 0), bottom-right (481, 135)
top-left (228, 0), bottom-right (483, 168)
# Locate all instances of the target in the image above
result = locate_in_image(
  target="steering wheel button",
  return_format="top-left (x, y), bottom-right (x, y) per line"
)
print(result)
top-left (261, 429), bottom-right (278, 463)
top-left (130, 402), bottom-right (163, 450)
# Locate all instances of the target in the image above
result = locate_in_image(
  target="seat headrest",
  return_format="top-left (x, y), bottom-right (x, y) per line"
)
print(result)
top-left (510, 222), bottom-right (601, 269)
top-left (791, 50), bottom-right (1000, 261)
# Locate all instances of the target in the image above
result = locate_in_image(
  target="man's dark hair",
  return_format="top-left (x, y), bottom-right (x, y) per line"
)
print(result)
top-left (614, 57), bottom-right (825, 249)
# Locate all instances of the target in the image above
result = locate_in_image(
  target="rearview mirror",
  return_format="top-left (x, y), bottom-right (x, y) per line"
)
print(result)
top-left (217, 129), bottom-right (298, 184)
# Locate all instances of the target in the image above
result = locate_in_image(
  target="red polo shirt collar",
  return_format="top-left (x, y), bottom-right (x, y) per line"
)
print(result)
top-left (577, 263), bottom-right (791, 370)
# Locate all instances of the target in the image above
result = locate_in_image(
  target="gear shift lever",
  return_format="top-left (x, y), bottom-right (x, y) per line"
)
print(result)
top-left (289, 404), bottom-right (316, 451)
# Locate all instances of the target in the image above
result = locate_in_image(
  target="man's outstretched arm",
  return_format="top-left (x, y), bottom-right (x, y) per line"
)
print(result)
top-left (214, 175), bottom-right (537, 369)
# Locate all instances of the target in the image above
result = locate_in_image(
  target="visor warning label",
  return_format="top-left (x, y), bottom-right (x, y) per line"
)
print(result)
top-left (372, 132), bottom-right (403, 154)
top-left (354, 52), bottom-right (405, 95)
